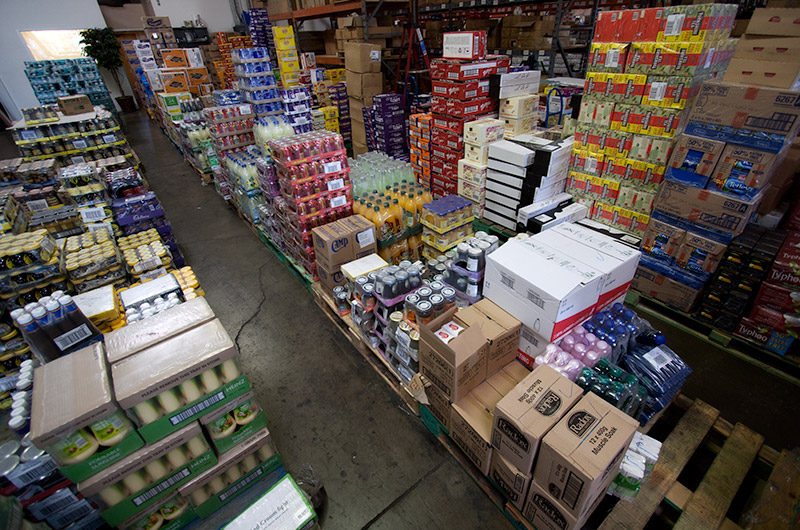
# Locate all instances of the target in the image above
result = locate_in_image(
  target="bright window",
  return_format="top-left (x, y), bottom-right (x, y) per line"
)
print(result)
top-left (21, 30), bottom-right (86, 61)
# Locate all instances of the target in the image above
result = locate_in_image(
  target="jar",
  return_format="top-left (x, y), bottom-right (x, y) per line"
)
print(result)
top-left (404, 294), bottom-right (420, 323)
top-left (362, 283), bottom-right (376, 308)
top-left (429, 294), bottom-right (445, 316)
top-left (389, 312), bottom-right (403, 333)
top-left (394, 270), bottom-right (409, 297)
top-left (406, 266), bottom-right (422, 291)
top-left (416, 300), bottom-right (433, 325)
top-left (456, 243), bottom-right (470, 265)
top-left (429, 281), bottom-right (444, 294)
top-left (416, 287), bottom-right (432, 300)
top-left (467, 247), bottom-right (484, 272)
top-left (409, 330), bottom-right (420, 356)
top-left (335, 292), bottom-right (349, 313)
top-left (466, 277), bottom-right (480, 298)
top-left (441, 287), bottom-right (457, 310)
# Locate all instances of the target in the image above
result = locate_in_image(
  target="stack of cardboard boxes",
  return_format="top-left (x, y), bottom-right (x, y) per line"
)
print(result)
top-left (725, 7), bottom-right (800, 89)
top-left (500, 15), bottom-right (555, 50)
top-left (335, 16), bottom-right (398, 54)
top-left (410, 113), bottom-right (433, 187)
top-left (273, 26), bottom-right (302, 88)
top-left (345, 42), bottom-right (383, 156)
top-left (635, 83), bottom-right (800, 313)
top-left (457, 118), bottom-right (505, 218)
top-left (568, 5), bottom-right (737, 237)
top-left (142, 16), bottom-right (178, 65)
top-left (215, 33), bottom-right (254, 89)
top-left (157, 48), bottom-right (213, 98)
top-left (198, 42), bottom-right (224, 88)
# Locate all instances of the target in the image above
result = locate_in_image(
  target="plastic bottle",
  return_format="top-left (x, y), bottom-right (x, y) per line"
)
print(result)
top-left (373, 206), bottom-right (391, 241)
top-left (58, 295), bottom-right (101, 337)
top-left (390, 200), bottom-right (404, 235)
top-left (383, 202), bottom-right (401, 237)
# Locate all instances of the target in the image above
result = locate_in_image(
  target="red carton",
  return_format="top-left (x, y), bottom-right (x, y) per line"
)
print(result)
top-left (750, 305), bottom-right (800, 335)
top-left (431, 55), bottom-right (510, 81)
top-left (431, 145), bottom-right (462, 165)
top-left (431, 174), bottom-right (458, 194)
top-left (431, 79), bottom-right (491, 100)
top-left (432, 157), bottom-right (458, 178)
top-left (443, 31), bottom-right (487, 60)
top-left (432, 128), bottom-right (465, 152)
top-left (432, 112), bottom-right (497, 135)
top-left (754, 282), bottom-right (800, 315)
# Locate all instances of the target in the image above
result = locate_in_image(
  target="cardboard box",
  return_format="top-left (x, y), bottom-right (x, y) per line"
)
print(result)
top-left (455, 299), bottom-right (522, 374)
top-left (30, 344), bottom-right (145, 483)
top-left (112, 319), bottom-right (251, 444)
top-left (484, 239), bottom-right (604, 341)
top-left (712, 144), bottom-right (778, 194)
top-left (522, 479), bottom-right (605, 530)
top-left (641, 216), bottom-right (686, 261)
top-left (57, 95), bottom-right (92, 116)
top-left (311, 214), bottom-right (377, 270)
top-left (632, 263), bottom-right (704, 312)
top-left (199, 391), bottom-right (268, 454)
top-left (142, 16), bottom-right (171, 28)
top-left (425, 383), bottom-right (452, 432)
top-left (685, 82), bottom-right (800, 153)
top-left (668, 134), bottom-right (726, 179)
top-left (419, 306), bottom-right (488, 402)
top-left (450, 363), bottom-right (527, 475)
top-left (118, 493), bottom-right (197, 530)
top-left (221, 475), bottom-right (316, 530)
top-left (178, 428), bottom-right (284, 518)
top-left (186, 67), bottom-right (210, 86)
top-left (747, 8), bottom-right (800, 36)
top-left (654, 178), bottom-right (764, 236)
top-left (345, 72), bottom-right (382, 99)
top-left (754, 281), bottom-right (800, 314)
top-left (492, 365), bottom-right (583, 477)
top-left (516, 325), bottom-right (547, 369)
top-left (162, 49), bottom-right (188, 68)
top-left (443, 31), bottom-right (487, 60)
top-left (105, 297), bottom-right (215, 364)
top-left (500, 95), bottom-right (539, 119)
top-left (533, 392), bottom-right (637, 521)
top-left (78, 422), bottom-right (217, 527)
top-left (724, 57), bottom-right (800, 89)
top-left (316, 261), bottom-right (347, 292)
top-left (344, 42), bottom-right (382, 73)
top-left (489, 452), bottom-right (532, 510)
top-left (734, 36), bottom-right (800, 62)
top-left (161, 70), bottom-right (189, 93)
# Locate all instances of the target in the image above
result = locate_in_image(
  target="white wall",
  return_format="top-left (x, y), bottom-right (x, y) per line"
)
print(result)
top-left (151, 0), bottom-right (237, 33)
top-left (0, 0), bottom-right (133, 121)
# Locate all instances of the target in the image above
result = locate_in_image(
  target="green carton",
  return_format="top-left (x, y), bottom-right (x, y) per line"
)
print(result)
top-left (200, 391), bottom-right (268, 454)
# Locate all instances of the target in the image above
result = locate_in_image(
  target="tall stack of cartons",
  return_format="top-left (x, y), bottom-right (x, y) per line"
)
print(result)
top-left (633, 82), bottom-right (800, 313)
top-left (345, 42), bottom-right (383, 156)
top-left (199, 42), bottom-right (224, 88)
top-left (725, 7), bottom-right (800, 90)
top-left (216, 33), bottom-right (254, 89)
top-left (568, 4), bottom-right (737, 237)
top-left (410, 113), bottom-right (432, 187)
top-left (458, 118), bottom-right (505, 218)
top-left (142, 16), bottom-right (178, 66)
top-left (273, 26), bottom-right (302, 88)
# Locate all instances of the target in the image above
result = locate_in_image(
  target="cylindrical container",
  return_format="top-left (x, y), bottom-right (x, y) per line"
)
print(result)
top-left (389, 312), bottom-right (403, 333)
top-left (416, 300), bottom-right (433, 325)
top-left (429, 294), bottom-right (445, 316)
top-left (441, 287), bottom-right (457, 310)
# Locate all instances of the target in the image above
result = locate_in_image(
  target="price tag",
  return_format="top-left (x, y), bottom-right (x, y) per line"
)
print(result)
top-left (327, 178), bottom-right (344, 191)
top-left (648, 81), bottom-right (667, 102)
top-left (80, 206), bottom-right (107, 223)
top-left (88, 222), bottom-right (113, 236)
top-left (20, 130), bottom-right (38, 141)
top-left (71, 155), bottom-right (86, 164)
top-left (73, 139), bottom-right (88, 149)
top-left (329, 195), bottom-right (347, 208)
top-left (102, 134), bottom-right (116, 144)
top-left (27, 199), bottom-right (50, 212)
top-left (238, 104), bottom-right (252, 115)
top-left (370, 50), bottom-right (381, 61)
top-left (323, 160), bottom-right (342, 174)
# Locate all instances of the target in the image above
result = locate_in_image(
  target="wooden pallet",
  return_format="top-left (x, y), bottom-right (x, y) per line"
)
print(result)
top-left (310, 282), bottom-right (420, 415)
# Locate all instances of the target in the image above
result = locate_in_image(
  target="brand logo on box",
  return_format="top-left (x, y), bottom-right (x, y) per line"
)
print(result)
top-left (531, 494), bottom-right (568, 530)
top-left (535, 390), bottom-right (562, 416)
top-left (567, 410), bottom-right (597, 437)
top-left (331, 237), bottom-right (348, 252)
top-left (497, 418), bottom-right (529, 452)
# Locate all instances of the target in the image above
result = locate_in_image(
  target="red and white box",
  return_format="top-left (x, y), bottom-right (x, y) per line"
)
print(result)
top-left (432, 112), bottom-right (497, 135)
top-left (431, 145), bottom-right (462, 164)
top-left (431, 55), bottom-right (510, 81)
top-left (432, 79), bottom-right (491, 100)
top-left (432, 174), bottom-right (458, 194)
top-left (432, 128), bottom-right (465, 152)
top-left (443, 31), bottom-right (487, 60)
top-left (432, 157), bottom-right (458, 178)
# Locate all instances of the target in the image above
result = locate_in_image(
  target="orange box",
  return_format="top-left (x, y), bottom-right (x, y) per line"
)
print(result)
top-left (199, 84), bottom-right (214, 96)
top-left (188, 85), bottom-right (200, 96)
top-left (162, 49), bottom-right (188, 68)
top-left (186, 67), bottom-right (210, 85)
top-left (161, 70), bottom-right (189, 93)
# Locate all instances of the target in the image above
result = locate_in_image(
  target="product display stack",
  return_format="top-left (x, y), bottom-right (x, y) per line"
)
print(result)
top-left (420, 195), bottom-right (475, 260)
top-left (215, 33), bottom-right (255, 89)
top-left (284, 87), bottom-right (314, 135)
top-left (457, 117), bottom-right (504, 219)
top-left (273, 26), bottom-right (302, 88)
top-left (634, 81), bottom-right (800, 315)
top-left (247, 7), bottom-right (276, 63)
top-left (233, 48), bottom-right (282, 118)
top-left (329, 82), bottom-right (351, 144)
top-left (345, 42), bottom-right (383, 156)
top-left (568, 5), bottom-right (737, 237)
top-left (372, 93), bottom-right (408, 161)
top-left (430, 33), bottom-right (509, 199)
top-left (25, 59), bottom-right (115, 113)
top-left (409, 113), bottom-right (432, 188)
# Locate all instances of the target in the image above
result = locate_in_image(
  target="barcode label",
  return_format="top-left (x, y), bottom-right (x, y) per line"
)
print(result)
top-left (47, 499), bottom-right (93, 529)
top-left (500, 272), bottom-right (515, 289)
top-left (71, 155), bottom-right (86, 164)
top-left (65, 511), bottom-right (105, 530)
top-left (561, 471), bottom-right (584, 509)
top-left (327, 178), bottom-right (344, 191)
top-left (463, 68), bottom-right (478, 77)
top-left (370, 50), bottom-right (381, 61)
top-left (548, 97), bottom-right (562, 114)
top-left (586, 157), bottom-right (598, 174)
top-left (323, 161), bottom-right (342, 174)
top-left (605, 49), bottom-right (620, 68)
top-left (238, 104), bottom-right (252, 115)
top-left (8, 456), bottom-right (57, 488)
top-left (27, 199), bottom-right (50, 212)
top-left (219, 467), bottom-right (263, 502)
top-left (644, 347), bottom-right (672, 371)
top-left (88, 222), bottom-right (113, 235)
top-left (21, 130), bottom-right (38, 140)
top-left (73, 139), bottom-right (88, 149)
top-left (526, 290), bottom-right (545, 309)
top-left (134, 256), bottom-right (163, 273)
top-left (141, 267), bottom-right (167, 281)
top-left (521, 328), bottom-right (539, 346)
top-left (132, 468), bottom-right (191, 506)
top-left (395, 328), bottom-right (411, 349)
top-left (664, 14), bottom-right (685, 36)
top-left (170, 391), bottom-right (226, 425)
top-left (330, 195), bottom-right (347, 208)
top-left (54, 324), bottom-right (93, 351)
top-left (29, 488), bottom-right (77, 519)
top-left (745, 115), bottom-right (794, 132)
top-left (704, 47), bottom-right (715, 69)
top-left (465, 105), bottom-right (478, 114)
top-left (648, 82), bottom-right (667, 102)
top-left (80, 206), bottom-right (107, 223)
top-left (102, 134), bottom-right (117, 144)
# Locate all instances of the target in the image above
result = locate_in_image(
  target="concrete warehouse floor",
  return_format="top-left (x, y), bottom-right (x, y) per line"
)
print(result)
top-left (0, 109), bottom-right (797, 528)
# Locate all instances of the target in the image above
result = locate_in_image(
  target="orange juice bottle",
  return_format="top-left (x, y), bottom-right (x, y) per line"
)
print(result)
top-left (383, 201), bottom-right (401, 236)
top-left (363, 202), bottom-right (375, 223)
top-left (399, 191), bottom-right (415, 229)
top-left (373, 205), bottom-right (392, 241)
top-left (390, 199), bottom-right (404, 234)
top-left (421, 187), bottom-right (432, 204)
top-left (408, 232), bottom-right (422, 260)
top-left (413, 191), bottom-right (428, 225)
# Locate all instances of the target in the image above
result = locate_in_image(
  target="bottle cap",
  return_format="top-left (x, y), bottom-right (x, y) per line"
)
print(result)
top-left (8, 416), bottom-right (27, 430)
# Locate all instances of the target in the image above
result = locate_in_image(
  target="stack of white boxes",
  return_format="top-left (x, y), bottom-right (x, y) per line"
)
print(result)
top-left (501, 94), bottom-right (540, 139)
top-left (458, 118), bottom-right (505, 217)
top-left (483, 134), bottom-right (576, 230)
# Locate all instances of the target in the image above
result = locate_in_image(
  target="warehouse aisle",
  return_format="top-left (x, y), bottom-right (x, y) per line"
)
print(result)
top-left (121, 110), bottom-right (512, 529)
